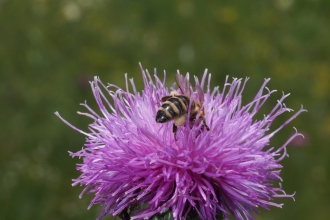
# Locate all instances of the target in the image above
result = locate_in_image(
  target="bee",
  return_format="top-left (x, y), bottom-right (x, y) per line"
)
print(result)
top-left (155, 73), bottom-right (210, 140)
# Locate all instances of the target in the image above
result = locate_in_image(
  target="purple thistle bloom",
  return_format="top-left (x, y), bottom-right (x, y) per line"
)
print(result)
top-left (55, 64), bottom-right (306, 220)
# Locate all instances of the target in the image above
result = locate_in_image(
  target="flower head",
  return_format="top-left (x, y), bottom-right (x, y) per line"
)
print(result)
top-left (56, 64), bottom-right (306, 220)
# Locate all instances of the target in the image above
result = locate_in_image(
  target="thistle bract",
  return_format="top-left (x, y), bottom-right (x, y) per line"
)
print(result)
top-left (56, 64), bottom-right (306, 220)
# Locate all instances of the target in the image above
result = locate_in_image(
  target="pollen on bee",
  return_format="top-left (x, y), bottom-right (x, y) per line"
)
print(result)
top-left (170, 90), bottom-right (179, 96)
top-left (174, 114), bottom-right (187, 126)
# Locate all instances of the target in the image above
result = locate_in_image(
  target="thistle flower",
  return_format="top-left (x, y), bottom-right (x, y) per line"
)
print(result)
top-left (55, 64), bottom-right (306, 220)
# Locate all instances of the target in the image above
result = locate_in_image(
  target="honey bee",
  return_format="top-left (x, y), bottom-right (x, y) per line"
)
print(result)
top-left (156, 73), bottom-right (210, 140)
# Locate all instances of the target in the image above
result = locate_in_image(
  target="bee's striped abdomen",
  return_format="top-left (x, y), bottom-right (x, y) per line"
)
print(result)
top-left (173, 95), bottom-right (190, 113)
top-left (155, 95), bottom-right (190, 123)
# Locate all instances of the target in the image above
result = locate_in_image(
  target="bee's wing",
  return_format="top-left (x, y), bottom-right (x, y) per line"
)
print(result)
top-left (195, 84), bottom-right (204, 104)
top-left (176, 73), bottom-right (192, 96)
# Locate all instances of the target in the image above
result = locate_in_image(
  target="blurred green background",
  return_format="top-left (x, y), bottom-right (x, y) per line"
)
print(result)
top-left (1, 0), bottom-right (329, 219)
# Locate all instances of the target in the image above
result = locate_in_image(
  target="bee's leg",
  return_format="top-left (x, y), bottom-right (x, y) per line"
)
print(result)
top-left (173, 115), bottom-right (187, 140)
top-left (172, 124), bottom-right (178, 140)
top-left (202, 117), bottom-right (210, 131)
